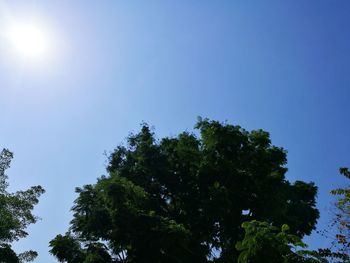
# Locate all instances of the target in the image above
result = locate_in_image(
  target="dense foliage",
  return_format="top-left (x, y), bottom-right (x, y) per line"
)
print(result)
top-left (236, 220), bottom-right (326, 263)
top-left (0, 149), bottom-right (45, 262)
top-left (50, 118), bottom-right (319, 262)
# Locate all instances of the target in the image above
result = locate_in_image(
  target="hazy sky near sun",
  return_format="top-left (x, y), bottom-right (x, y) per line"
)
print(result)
top-left (1, 1), bottom-right (350, 262)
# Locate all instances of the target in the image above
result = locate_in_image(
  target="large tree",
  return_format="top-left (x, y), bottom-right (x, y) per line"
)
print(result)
top-left (0, 149), bottom-right (45, 262)
top-left (50, 118), bottom-right (319, 262)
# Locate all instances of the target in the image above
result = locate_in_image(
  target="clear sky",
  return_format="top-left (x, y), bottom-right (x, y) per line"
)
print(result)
top-left (0, 1), bottom-right (350, 262)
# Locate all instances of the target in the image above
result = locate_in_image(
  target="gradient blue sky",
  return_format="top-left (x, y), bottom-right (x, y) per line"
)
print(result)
top-left (1, 1), bottom-right (350, 262)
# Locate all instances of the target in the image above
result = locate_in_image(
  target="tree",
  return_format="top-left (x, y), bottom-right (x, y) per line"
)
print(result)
top-left (317, 167), bottom-right (350, 262)
top-left (236, 220), bottom-right (327, 263)
top-left (0, 149), bottom-right (45, 262)
top-left (50, 118), bottom-right (319, 262)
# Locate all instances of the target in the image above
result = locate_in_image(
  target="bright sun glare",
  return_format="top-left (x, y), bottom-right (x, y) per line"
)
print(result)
top-left (8, 23), bottom-right (49, 59)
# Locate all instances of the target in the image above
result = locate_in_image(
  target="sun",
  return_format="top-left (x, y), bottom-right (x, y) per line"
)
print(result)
top-left (7, 23), bottom-right (49, 59)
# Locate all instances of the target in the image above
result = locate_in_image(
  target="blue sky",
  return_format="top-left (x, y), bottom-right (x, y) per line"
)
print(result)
top-left (1, 1), bottom-right (350, 262)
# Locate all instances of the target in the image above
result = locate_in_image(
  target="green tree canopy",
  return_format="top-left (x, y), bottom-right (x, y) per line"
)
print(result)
top-left (236, 220), bottom-right (327, 263)
top-left (0, 149), bottom-right (45, 262)
top-left (50, 118), bottom-right (319, 262)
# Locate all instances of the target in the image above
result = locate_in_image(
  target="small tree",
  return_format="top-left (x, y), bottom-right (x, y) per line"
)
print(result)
top-left (318, 168), bottom-right (350, 262)
top-left (0, 149), bottom-right (45, 262)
